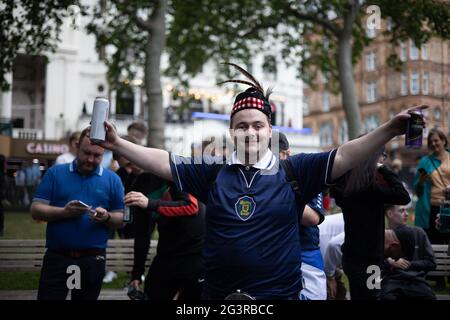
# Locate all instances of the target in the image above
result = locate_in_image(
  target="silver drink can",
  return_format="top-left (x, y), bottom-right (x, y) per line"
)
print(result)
top-left (90, 97), bottom-right (109, 143)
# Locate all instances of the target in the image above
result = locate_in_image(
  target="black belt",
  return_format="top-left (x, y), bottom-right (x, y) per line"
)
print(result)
top-left (49, 248), bottom-right (105, 258)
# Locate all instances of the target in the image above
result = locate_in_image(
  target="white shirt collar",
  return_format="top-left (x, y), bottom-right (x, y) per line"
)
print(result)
top-left (228, 149), bottom-right (276, 170)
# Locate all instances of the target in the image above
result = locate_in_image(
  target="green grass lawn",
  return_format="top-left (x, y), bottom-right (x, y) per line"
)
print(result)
top-left (0, 211), bottom-right (154, 290)
top-left (2, 211), bottom-right (46, 239)
top-left (0, 271), bottom-right (130, 290)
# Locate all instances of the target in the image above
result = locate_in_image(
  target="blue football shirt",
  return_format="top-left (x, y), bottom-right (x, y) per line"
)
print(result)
top-left (170, 149), bottom-right (336, 299)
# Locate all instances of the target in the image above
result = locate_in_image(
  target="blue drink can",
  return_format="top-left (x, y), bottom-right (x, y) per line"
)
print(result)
top-left (405, 110), bottom-right (424, 148)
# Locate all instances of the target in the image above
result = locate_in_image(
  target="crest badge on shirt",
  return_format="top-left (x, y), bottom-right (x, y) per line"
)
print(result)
top-left (235, 196), bottom-right (256, 221)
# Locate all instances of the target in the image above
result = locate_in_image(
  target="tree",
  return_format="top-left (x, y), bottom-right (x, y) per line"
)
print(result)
top-left (86, 0), bottom-right (167, 148)
top-left (166, 0), bottom-right (450, 139)
top-left (0, 0), bottom-right (81, 91)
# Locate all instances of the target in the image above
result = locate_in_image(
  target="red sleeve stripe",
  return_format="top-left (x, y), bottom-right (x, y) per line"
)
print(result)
top-left (157, 193), bottom-right (199, 217)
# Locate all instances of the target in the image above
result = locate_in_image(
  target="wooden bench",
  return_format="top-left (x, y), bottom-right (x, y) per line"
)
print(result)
top-left (428, 244), bottom-right (450, 277)
top-left (0, 239), bottom-right (157, 272)
top-left (2, 241), bottom-right (449, 277)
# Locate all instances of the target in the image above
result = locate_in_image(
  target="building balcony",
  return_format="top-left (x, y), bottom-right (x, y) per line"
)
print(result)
top-left (12, 128), bottom-right (44, 140)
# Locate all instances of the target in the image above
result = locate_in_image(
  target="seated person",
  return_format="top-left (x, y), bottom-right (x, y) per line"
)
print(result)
top-left (381, 227), bottom-right (436, 300)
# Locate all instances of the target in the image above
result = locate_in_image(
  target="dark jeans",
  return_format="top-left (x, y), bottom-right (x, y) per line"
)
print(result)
top-left (343, 260), bottom-right (380, 300)
top-left (37, 250), bottom-right (106, 300)
top-left (379, 279), bottom-right (436, 300)
top-left (144, 255), bottom-right (203, 300)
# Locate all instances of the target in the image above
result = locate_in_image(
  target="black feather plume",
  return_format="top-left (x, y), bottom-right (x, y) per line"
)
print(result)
top-left (217, 79), bottom-right (259, 88)
top-left (221, 62), bottom-right (264, 93)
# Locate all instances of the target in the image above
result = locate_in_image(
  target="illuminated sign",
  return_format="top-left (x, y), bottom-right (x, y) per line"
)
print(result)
top-left (26, 143), bottom-right (69, 155)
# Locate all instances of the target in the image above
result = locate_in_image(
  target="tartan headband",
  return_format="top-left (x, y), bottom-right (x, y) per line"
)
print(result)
top-left (230, 88), bottom-right (272, 119)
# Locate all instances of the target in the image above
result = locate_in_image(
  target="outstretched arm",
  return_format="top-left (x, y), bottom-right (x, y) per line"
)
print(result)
top-left (94, 121), bottom-right (172, 181)
top-left (331, 105), bottom-right (427, 181)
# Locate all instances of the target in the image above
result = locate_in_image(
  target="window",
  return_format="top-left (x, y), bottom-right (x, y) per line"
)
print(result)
top-left (366, 81), bottom-right (377, 103)
top-left (365, 52), bottom-right (376, 71)
top-left (410, 41), bottom-right (419, 60)
top-left (364, 114), bottom-right (380, 133)
top-left (401, 73), bottom-right (407, 95)
top-left (322, 92), bottom-right (330, 112)
top-left (339, 120), bottom-right (348, 144)
top-left (410, 71), bottom-right (420, 94)
top-left (423, 72), bottom-right (429, 95)
top-left (303, 96), bottom-right (310, 116)
top-left (116, 85), bottom-right (135, 115)
top-left (421, 44), bottom-right (428, 60)
top-left (400, 42), bottom-right (407, 62)
top-left (434, 107), bottom-right (441, 120)
top-left (319, 122), bottom-right (333, 147)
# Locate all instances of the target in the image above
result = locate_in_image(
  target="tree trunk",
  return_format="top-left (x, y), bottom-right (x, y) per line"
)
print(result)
top-left (145, 0), bottom-right (167, 149)
top-left (338, 3), bottom-right (362, 141)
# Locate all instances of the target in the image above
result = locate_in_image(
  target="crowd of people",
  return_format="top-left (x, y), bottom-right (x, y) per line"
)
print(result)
top-left (21, 66), bottom-right (450, 300)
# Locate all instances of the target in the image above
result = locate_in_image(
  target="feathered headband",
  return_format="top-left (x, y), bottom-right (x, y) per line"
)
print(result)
top-left (218, 62), bottom-right (273, 119)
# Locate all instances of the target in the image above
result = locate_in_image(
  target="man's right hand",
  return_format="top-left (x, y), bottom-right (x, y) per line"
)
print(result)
top-left (91, 121), bottom-right (120, 151)
top-left (63, 200), bottom-right (91, 218)
top-left (389, 257), bottom-right (411, 270)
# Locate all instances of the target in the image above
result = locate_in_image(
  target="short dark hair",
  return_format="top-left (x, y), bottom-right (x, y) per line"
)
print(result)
top-left (427, 128), bottom-right (448, 150)
top-left (384, 204), bottom-right (395, 214)
top-left (78, 128), bottom-right (90, 145)
top-left (127, 122), bottom-right (148, 134)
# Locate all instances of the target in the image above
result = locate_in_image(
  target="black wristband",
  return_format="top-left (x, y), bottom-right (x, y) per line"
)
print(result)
top-left (102, 213), bottom-right (111, 224)
top-left (146, 199), bottom-right (160, 212)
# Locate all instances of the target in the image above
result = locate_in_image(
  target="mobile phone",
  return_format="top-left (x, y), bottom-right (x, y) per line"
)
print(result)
top-left (77, 200), bottom-right (91, 209)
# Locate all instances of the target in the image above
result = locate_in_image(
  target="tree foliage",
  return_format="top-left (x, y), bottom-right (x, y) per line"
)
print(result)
top-left (0, 0), bottom-right (82, 91)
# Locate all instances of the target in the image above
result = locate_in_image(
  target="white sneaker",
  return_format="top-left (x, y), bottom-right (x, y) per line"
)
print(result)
top-left (103, 270), bottom-right (118, 283)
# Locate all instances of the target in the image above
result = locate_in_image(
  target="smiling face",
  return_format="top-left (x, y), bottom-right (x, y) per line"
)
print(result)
top-left (428, 132), bottom-right (447, 155)
top-left (229, 109), bottom-right (272, 165)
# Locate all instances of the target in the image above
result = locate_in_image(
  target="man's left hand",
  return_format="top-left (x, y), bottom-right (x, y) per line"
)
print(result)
top-left (89, 207), bottom-right (110, 223)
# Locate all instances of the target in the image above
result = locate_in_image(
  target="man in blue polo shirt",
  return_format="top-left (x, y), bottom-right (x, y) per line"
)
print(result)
top-left (31, 128), bottom-right (124, 300)
top-left (95, 65), bottom-right (426, 299)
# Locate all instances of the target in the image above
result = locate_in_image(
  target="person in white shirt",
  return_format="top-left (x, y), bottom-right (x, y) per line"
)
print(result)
top-left (319, 213), bottom-right (344, 258)
top-left (55, 131), bottom-right (80, 165)
top-left (318, 213), bottom-right (346, 299)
